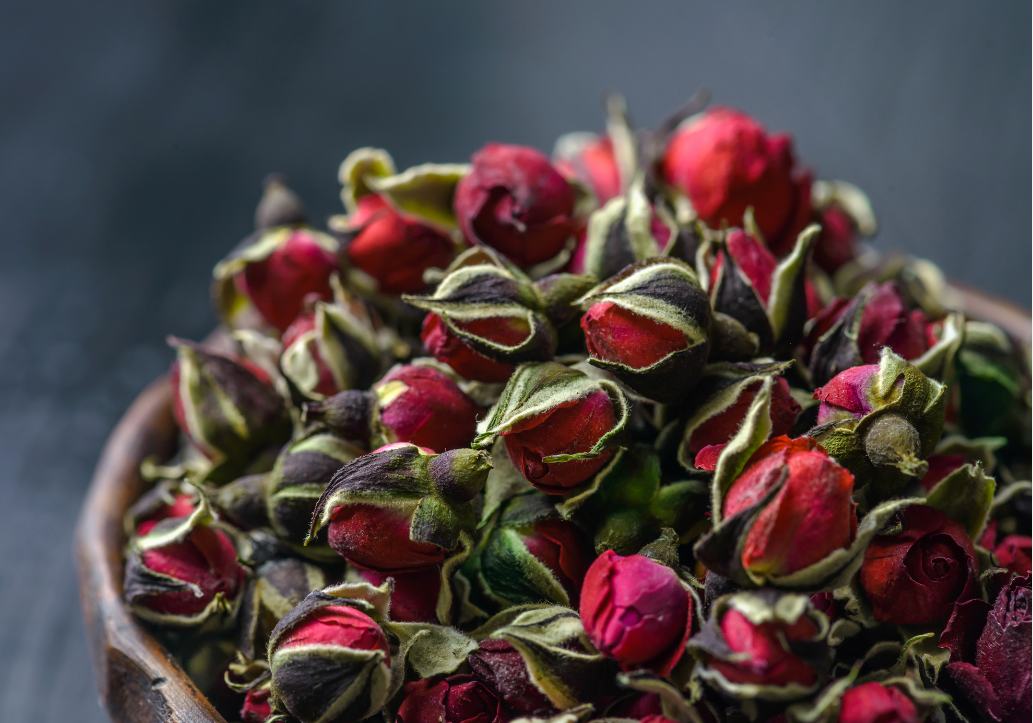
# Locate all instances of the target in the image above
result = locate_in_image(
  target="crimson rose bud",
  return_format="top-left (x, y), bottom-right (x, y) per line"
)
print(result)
top-left (467, 639), bottom-right (555, 716)
top-left (373, 364), bottom-right (480, 451)
top-left (814, 204), bottom-right (859, 273)
top-left (662, 108), bottom-right (812, 254)
top-left (994, 535), bottom-right (1032, 576)
top-left (124, 519), bottom-right (246, 627)
top-left (454, 143), bottom-right (576, 268)
top-left (268, 599), bottom-right (391, 722)
top-left (330, 502), bottom-right (447, 573)
top-left (721, 436), bottom-right (857, 577)
top-left (860, 505), bottom-right (977, 626)
top-left (396, 674), bottom-right (503, 723)
top-left (357, 566), bottom-right (442, 623)
top-left (421, 312), bottom-right (516, 383)
top-left (838, 682), bottom-right (918, 723)
top-left (555, 134), bottom-right (621, 203)
top-left (345, 194), bottom-right (455, 294)
top-left (240, 687), bottom-right (272, 723)
top-left (579, 550), bottom-right (692, 674)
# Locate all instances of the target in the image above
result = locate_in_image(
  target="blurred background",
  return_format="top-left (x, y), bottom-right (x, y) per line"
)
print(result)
top-left (1, 2), bottom-right (1029, 720)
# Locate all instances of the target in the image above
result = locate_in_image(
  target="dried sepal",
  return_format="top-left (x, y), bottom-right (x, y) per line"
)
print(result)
top-left (338, 146), bottom-right (396, 213)
top-left (366, 161), bottom-right (471, 231)
top-left (924, 462), bottom-right (996, 540)
top-left (237, 555), bottom-right (330, 659)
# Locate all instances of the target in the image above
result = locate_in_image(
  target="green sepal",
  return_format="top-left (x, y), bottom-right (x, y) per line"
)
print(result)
top-left (767, 224), bottom-right (820, 346)
top-left (479, 438), bottom-right (536, 528)
top-left (617, 671), bottom-right (713, 723)
top-left (914, 311), bottom-right (965, 382)
top-left (709, 376), bottom-right (775, 521)
top-left (924, 462), bottom-right (996, 540)
top-left (237, 555), bottom-right (330, 659)
top-left (338, 147), bottom-right (396, 212)
top-left (366, 162), bottom-right (470, 230)
top-left (473, 361), bottom-right (629, 465)
top-left (383, 620), bottom-right (478, 679)
top-left (579, 177), bottom-right (670, 280)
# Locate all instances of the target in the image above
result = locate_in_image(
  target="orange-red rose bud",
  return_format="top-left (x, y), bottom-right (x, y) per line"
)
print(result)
top-left (374, 364), bottom-right (480, 452)
top-left (722, 436), bottom-right (857, 577)
top-left (860, 505), bottom-right (977, 626)
top-left (397, 675), bottom-right (504, 723)
top-left (345, 194), bottom-right (455, 294)
top-left (421, 312), bottom-right (516, 383)
top-left (837, 682), bottom-right (918, 723)
top-left (454, 143), bottom-right (576, 268)
top-left (662, 108), bottom-right (812, 255)
top-left (579, 550), bottom-right (692, 674)
top-left (502, 389), bottom-right (618, 494)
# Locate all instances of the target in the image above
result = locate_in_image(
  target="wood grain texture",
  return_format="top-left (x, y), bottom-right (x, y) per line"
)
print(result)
top-left (75, 290), bottom-right (1028, 722)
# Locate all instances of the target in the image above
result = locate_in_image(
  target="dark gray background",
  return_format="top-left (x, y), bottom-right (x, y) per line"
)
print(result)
top-left (1, 2), bottom-right (1029, 720)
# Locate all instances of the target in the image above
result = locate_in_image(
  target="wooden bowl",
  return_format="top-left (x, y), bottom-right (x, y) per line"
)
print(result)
top-left (76, 288), bottom-right (1030, 723)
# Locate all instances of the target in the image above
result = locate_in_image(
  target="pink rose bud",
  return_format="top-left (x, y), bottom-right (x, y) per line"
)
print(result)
top-left (860, 505), bottom-right (978, 626)
top-left (454, 143), bottom-right (576, 268)
top-left (357, 566), bottom-right (442, 623)
top-left (467, 640), bottom-right (555, 717)
top-left (396, 674), bottom-right (504, 723)
top-left (662, 108), bottom-right (812, 255)
top-left (721, 436), bottom-right (857, 577)
top-left (838, 682), bottom-right (918, 723)
top-left (345, 194), bottom-right (455, 294)
top-left (554, 134), bottom-right (622, 203)
top-left (124, 519), bottom-right (246, 627)
top-left (420, 312), bottom-right (517, 383)
top-left (240, 687), bottom-right (272, 723)
top-left (373, 364), bottom-right (481, 452)
top-left (814, 364), bottom-right (879, 424)
top-left (994, 536), bottom-right (1032, 576)
top-left (579, 550), bottom-right (693, 674)
top-left (268, 599), bottom-right (391, 722)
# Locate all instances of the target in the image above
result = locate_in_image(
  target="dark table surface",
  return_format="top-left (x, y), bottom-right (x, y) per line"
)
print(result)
top-left (1, 3), bottom-right (1029, 720)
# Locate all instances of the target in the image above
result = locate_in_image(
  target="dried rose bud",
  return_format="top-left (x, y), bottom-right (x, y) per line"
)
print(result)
top-left (420, 312), bottom-right (516, 383)
top-left (713, 436), bottom-right (857, 579)
top-left (579, 258), bottom-right (711, 402)
top-left (309, 443), bottom-right (491, 572)
top-left (554, 133), bottom-right (621, 203)
top-left (279, 293), bottom-right (383, 400)
top-left (265, 431), bottom-right (363, 555)
top-left (940, 573), bottom-right (1031, 723)
top-left (267, 592), bottom-right (391, 722)
top-left (169, 340), bottom-right (289, 472)
top-left (579, 550), bottom-right (693, 674)
top-left (356, 567), bottom-right (441, 623)
top-left (837, 682), bottom-right (918, 723)
top-left (454, 143), bottom-right (576, 268)
top-left (474, 362), bottom-right (629, 495)
top-left (238, 554), bottom-right (329, 659)
top-left (860, 505), bottom-right (977, 626)
top-left (807, 282), bottom-right (934, 385)
top-left (240, 686), bottom-right (272, 723)
top-left (662, 108), bottom-right (812, 255)
top-left (995, 536), bottom-right (1032, 575)
top-left (809, 179), bottom-right (876, 273)
top-left (124, 511), bottom-right (246, 629)
top-left (210, 473), bottom-right (269, 531)
top-left (471, 493), bottom-right (592, 608)
top-left (396, 674), bottom-right (504, 723)
top-left (467, 639), bottom-right (555, 717)
top-left (213, 179), bottom-right (340, 332)
top-left (372, 363), bottom-right (480, 451)
top-left (689, 592), bottom-right (828, 700)
top-left (341, 194), bottom-right (455, 294)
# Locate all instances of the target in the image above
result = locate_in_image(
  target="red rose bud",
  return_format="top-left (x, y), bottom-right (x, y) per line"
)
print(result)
top-left (343, 194), bottom-right (455, 294)
top-left (356, 566), bottom-right (442, 623)
top-left (420, 312), bottom-right (516, 383)
top-left (240, 687), bottom-right (272, 723)
top-left (467, 639), bottom-right (555, 717)
top-left (837, 682), bottom-right (918, 723)
top-left (279, 292), bottom-right (383, 400)
top-left (396, 674), bottom-right (504, 723)
top-left (308, 444), bottom-right (491, 572)
top-left (124, 516), bottom-right (246, 628)
top-left (169, 340), bottom-right (290, 473)
top-left (811, 179), bottom-right (877, 273)
top-left (684, 374), bottom-right (801, 471)
top-left (474, 494), bottom-right (593, 607)
top-left (579, 550), bottom-right (693, 674)
top-left (264, 431), bottom-right (363, 555)
top-left (554, 133), bottom-right (622, 203)
top-left (808, 282), bottom-right (933, 385)
top-left (814, 364), bottom-right (878, 425)
top-left (474, 363), bottom-right (628, 495)
top-left (720, 436), bottom-right (857, 578)
top-left (579, 258), bottom-right (711, 402)
top-left (372, 363), bottom-right (480, 452)
top-left (662, 108), bottom-right (812, 255)
top-left (212, 180), bottom-right (341, 332)
top-left (454, 143), bottom-right (577, 268)
top-left (860, 505), bottom-right (978, 626)
top-left (995, 536), bottom-right (1032, 576)
top-left (268, 594), bottom-right (391, 722)
top-left (690, 592), bottom-right (827, 698)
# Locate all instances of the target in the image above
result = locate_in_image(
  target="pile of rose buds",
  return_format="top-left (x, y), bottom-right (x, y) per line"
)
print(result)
top-left (122, 98), bottom-right (1031, 723)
